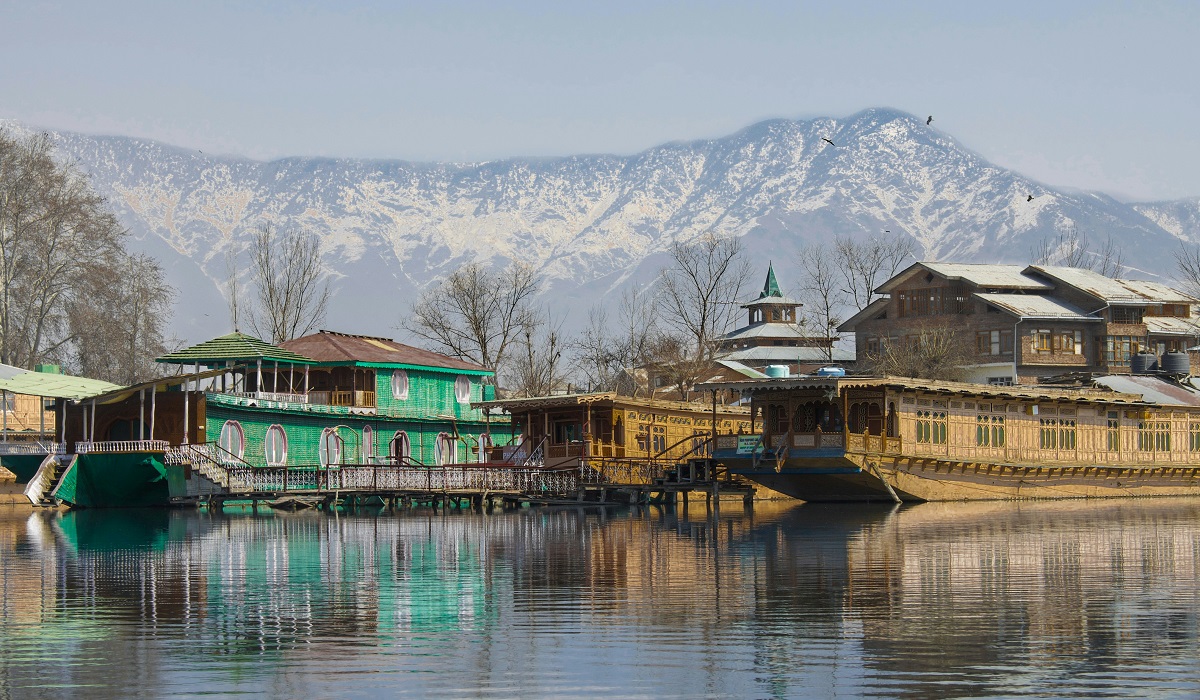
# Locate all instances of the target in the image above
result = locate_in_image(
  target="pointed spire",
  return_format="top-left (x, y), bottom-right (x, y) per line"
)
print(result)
top-left (760, 262), bottom-right (782, 299)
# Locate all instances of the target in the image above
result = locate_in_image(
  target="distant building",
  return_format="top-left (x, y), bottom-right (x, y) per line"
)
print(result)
top-left (718, 263), bottom-right (854, 373)
top-left (839, 262), bottom-right (1200, 385)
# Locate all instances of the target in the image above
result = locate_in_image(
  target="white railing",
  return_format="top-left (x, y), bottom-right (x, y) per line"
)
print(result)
top-left (0, 441), bottom-right (64, 455)
top-left (223, 465), bottom-right (581, 496)
top-left (225, 390), bottom-right (310, 404)
top-left (75, 440), bottom-right (170, 454)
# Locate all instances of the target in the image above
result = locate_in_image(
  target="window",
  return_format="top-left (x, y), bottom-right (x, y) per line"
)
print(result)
top-left (1034, 330), bottom-right (1053, 354)
top-left (264, 425), bottom-right (287, 466)
top-left (987, 376), bottom-right (1014, 386)
top-left (1039, 419), bottom-right (1058, 450)
top-left (1059, 419), bottom-right (1077, 450)
top-left (455, 375), bottom-right (471, 403)
top-left (362, 425), bottom-right (374, 462)
top-left (976, 330), bottom-right (1014, 356)
top-left (435, 432), bottom-right (457, 465)
top-left (218, 420), bottom-right (245, 459)
top-left (390, 431), bottom-right (410, 464)
top-left (391, 370), bottom-right (409, 400)
top-left (977, 415), bottom-right (1005, 447)
top-left (1111, 307), bottom-right (1144, 324)
top-left (1107, 411), bottom-right (1121, 452)
top-left (1137, 421), bottom-right (1171, 452)
top-left (916, 411), bottom-right (947, 444)
top-left (0, 393), bottom-right (13, 413)
top-left (1101, 336), bottom-right (1146, 367)
top-left (1060, 330), bottom-right (1083, 355)
top-left (1190, 423), bottom-right (1200, 453)
top-left (319, 428), bottom-right (343, 466)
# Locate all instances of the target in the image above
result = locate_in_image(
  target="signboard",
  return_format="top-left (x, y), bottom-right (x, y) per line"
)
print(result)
top-left (736, 436), bottom-right (761, 454)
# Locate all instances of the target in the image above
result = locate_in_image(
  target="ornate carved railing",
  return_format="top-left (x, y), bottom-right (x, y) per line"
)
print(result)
top-left (226, 390), bottom-right (309, 404)
top-left (76, 440), bottom-right (170, 454)
top-left (222, 464), bottom-right (580, 495)
top-left (0, 441), bottom-right (64, 455)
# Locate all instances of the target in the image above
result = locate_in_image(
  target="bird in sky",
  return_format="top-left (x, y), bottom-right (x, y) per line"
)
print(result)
top-left (926, 115), bottom-right (933, 125)
top-left (1027, 194), bottom-right (1034, 202)
top-left (821, 137), bottom-right (836, 147)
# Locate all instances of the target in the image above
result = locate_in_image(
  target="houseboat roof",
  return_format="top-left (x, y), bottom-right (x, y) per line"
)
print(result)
top-left (1026, 266), bottom-right (1198, 305)
top-left (700, 375), bottom-right (1149, 406)
top-left (972, 293), bottom-right (1101, 321)
top-left (280, 330), bottom-right (491, 374)
top-left (1093, 375), bottom-right (1200, 407)
top-left (474, 391), bottom-right (750, 415)
top-left (0, 370), bottom-right (122, 401)
top-left (157, 332), bottom-right (314, 366)
top-left (877, 263), bottom-right (1053, 294)
top-left (721, 346), bottom-right (855, 365)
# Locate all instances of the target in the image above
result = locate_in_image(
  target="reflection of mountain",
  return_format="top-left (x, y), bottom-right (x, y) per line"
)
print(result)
top-left (0, 503), bottom-right (1198, 696)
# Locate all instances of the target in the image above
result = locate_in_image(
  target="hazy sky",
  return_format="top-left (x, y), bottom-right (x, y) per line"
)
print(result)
top-left (3, 1), bottom-right (1198, 201)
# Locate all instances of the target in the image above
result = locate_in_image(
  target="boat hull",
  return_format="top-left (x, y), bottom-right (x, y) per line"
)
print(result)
top-left (53, 452), bottom-right (171, 509)
top-left (717, 449), bottom-right (1200, 503)
top-left (0, 454), bottom-right (50, 483)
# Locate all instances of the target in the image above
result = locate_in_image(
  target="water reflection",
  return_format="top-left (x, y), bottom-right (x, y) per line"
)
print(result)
top-left (0, 500), bottom-right (1198, 697)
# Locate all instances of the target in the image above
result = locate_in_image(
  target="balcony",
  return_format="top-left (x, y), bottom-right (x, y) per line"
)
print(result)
top-left (215, 389), bottom-right (377, 410)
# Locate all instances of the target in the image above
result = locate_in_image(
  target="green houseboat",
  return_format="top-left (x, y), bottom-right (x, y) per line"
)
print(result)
top-left (26, 330), bottom-right (501, 508)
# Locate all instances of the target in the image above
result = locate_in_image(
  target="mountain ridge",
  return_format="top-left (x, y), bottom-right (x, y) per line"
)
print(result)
top-left (6, 108), bottom-right (1199, 344)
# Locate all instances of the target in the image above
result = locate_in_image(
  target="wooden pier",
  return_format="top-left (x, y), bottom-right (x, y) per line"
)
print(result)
top-left (174, 457), bottom-right (755, 512)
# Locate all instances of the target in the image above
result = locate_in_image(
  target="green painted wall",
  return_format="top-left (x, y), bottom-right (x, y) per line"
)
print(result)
top-left (205, 398), bottom-right (494, 468)
top-left (374, 368), bottom-right (486, 422)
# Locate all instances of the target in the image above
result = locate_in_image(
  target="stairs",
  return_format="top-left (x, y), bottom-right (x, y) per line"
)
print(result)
top-left (167, 443), bottom-right (252, 493)
top-left (24, 454), bottom-right (75, 506)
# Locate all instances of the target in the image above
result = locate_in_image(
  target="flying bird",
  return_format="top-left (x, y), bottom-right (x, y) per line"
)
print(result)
top-left (926, 115), bottom-right (933, 125)
top-left (821, 137), bottom-right (836, 147)
top-left (1027, 194), bottom-right (1034, 202)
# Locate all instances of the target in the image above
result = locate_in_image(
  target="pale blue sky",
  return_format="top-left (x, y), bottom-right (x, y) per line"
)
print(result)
top-left (3, 0), bottom-right (1198, 200)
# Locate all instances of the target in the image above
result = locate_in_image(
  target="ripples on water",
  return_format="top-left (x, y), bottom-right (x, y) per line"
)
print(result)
top-left (1, 499), bottom-right (1199, 698)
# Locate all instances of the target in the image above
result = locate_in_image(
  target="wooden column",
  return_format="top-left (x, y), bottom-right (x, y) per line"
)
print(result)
top-left (149, 384), bottom-right (156, 440)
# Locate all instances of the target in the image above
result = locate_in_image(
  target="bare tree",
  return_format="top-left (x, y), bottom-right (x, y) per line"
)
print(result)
top-left (862, 322), bottom-right (973, 380)
top-left (70, 254), bottom-right (176, 384)
top-left (571, 288), bottom-right (654, 395)
top-left (406, 261), bottom-right (541, 377)
top-left (645, 332), bottom-right (714, 400)
top-left (246, 222), bottom-right (331, 344)
top-left (508, 313), bottom-right (566, 397)
top-left (655, 233), bottom-right (752, 392)
top-left (796, 244), bottom-right (848, 362)
top-left (1173, 241), bottom-right (1200, 298)
top-left (0, 128), bottom-right (171, 379)
top-left (833, 233), bottom-right (915, 310)
top-left (1031, 223), bottom-right (1124, 276)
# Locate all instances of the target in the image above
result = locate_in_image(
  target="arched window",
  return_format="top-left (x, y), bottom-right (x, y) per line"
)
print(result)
top-left (319, 428), bottom-right (344, 467)
top-left (435, 432), bottom-right (456, 465)
top-left (455, 375), bottom-right (471, 403)
top-left (391, 370), bottom-right (409, 400)
top-left (218, 420), bottom-right (245, 459)
top-left (264, 425), bottom-right (287, 466)
top-left (362, 425), bottom-right (374, 463)
top-left (390, 431), bottom-right (410, 465)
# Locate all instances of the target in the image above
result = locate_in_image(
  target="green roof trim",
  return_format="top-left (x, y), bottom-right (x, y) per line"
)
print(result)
top-left (304, 360), bottom-right (493, 376)
top-left (156, 332), bottom-right (314, 366)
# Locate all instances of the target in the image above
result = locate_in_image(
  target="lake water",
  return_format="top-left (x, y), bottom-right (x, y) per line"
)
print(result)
top-left (1, 499), bottom-right (1199, 698)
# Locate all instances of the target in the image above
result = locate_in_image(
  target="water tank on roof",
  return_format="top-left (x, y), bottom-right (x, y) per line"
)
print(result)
top-left (765, 365), bottom-right (790, 379)
top-left (1161, 352), bottom-right (1191, 376)
top-left (815, 366), bottom-right (847, 377)
top-left (1131, 353), bottom-right (1158, 375)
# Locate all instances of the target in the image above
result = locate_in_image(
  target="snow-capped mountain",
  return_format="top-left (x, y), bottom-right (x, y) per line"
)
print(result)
top-left (16, 108), bottom-right (1200, 343)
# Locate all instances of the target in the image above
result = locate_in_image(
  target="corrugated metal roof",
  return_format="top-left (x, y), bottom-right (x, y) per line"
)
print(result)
top-left (157, 332), bottom-right (313, 365)
top-left (723, 324), bottom-right (821, 340)
top-left (0, 372), bottom-right (122, 401)
top-left (721, 347), bottom-right (856, 363)
top-left (878, 263), bottom-right (1052, 293)
top-left (1028, 266), bottom-right (1198, 304)
top-left (1093, 375), bottom-right (1200, 407)
top-left (281, 330), bottom-right (490, 373)
top-left (703, 375), bottom-right (1147, 404)
top-left (1145, 316), bottom-right (1200, 336)
top-left (714, 359), bottom-right (769, 379)
top-left (973, 293), bottom-right (1102, 320)
top-left (0, 363), bottom-right (29, 381)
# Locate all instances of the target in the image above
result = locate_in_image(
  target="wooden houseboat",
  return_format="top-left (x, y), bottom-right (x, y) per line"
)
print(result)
top-left (23, 331), bottom-right (502, 508)
top-left (474, 392), bottom-right (751, 484)
top-left (707, 374), bottom-right (1200, 502)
